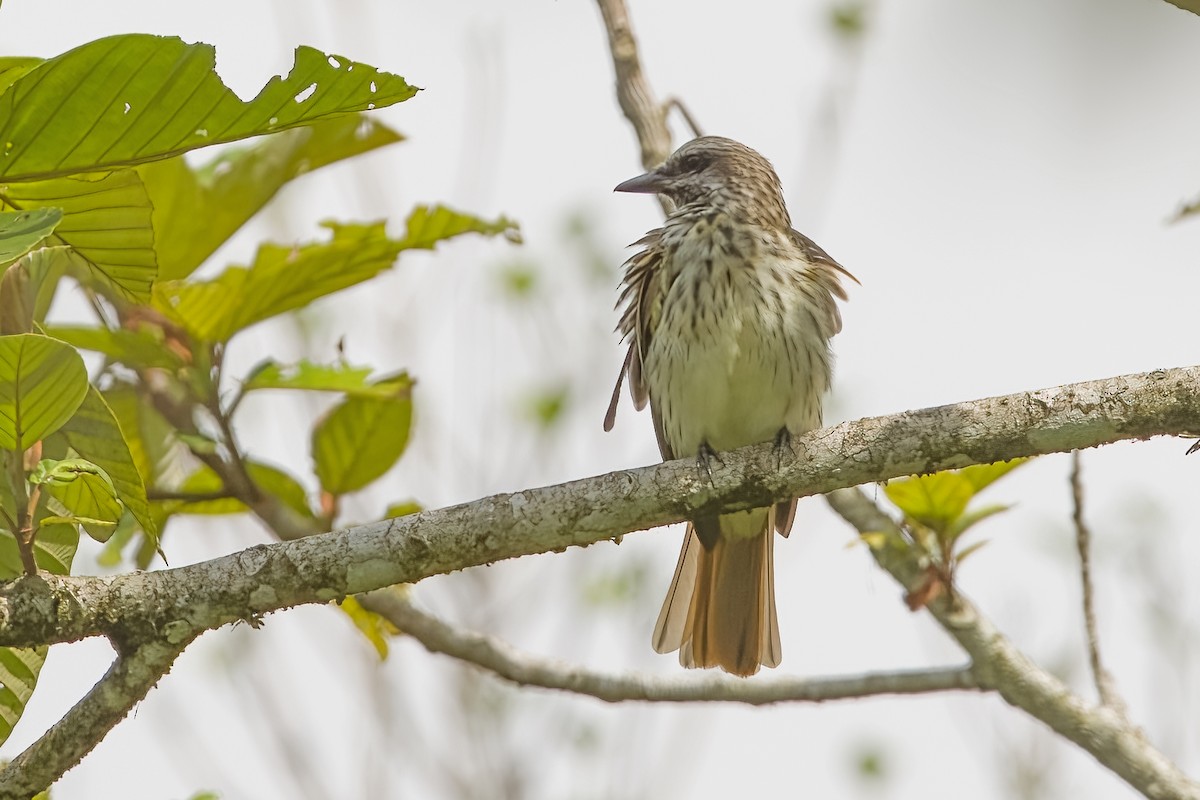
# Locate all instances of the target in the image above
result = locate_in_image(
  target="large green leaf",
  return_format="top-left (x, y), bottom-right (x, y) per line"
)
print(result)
top-left (154, 208), bottom-right (518, 343)
top-left (59, 385), bottom-right (158, 544)
top-left (141, 114), bottom-right (404, 282)
top-left (312, 374), bottom-right (412, 495)
top-left (0, 170), bottom-right (156, 300)
top-left (0, 207), bottom-right (61, 265)
top-left (163, 460), bottom-right (313, 520)
top-left (0, 58), bottom-right (41, 96)
top-left (0, 34), bottom-right (419, 182)
top-left (242, 359), bottom-right (403, 398)
top-left (0, 334), bottom-right (88, 451)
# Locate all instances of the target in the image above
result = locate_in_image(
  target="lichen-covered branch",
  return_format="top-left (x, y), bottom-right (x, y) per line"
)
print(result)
top-left (826, 487), bottom-right (1200, 800)
top-left (0, 365), bottom-right (1197, 654)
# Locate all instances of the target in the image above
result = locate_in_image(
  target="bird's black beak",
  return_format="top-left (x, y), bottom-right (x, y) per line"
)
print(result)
top-left (614, 169), bottom-right (668, 194)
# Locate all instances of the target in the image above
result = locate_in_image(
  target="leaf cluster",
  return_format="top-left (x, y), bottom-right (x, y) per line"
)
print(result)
top-left (0, 33), bottom-right (517, 746)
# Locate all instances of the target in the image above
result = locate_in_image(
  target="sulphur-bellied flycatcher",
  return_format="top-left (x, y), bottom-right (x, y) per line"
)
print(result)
top-left (605, 136), bottom-right (854, 676)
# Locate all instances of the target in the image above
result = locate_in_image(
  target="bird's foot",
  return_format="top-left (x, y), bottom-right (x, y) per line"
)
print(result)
top-left (772, 427), bottom-right (795, 471)
top-left (696, 441), bottom-right (723, 485)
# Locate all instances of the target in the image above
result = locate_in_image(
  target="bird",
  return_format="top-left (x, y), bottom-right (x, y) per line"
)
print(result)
top-left (605, 136), bottom-right (854, 676)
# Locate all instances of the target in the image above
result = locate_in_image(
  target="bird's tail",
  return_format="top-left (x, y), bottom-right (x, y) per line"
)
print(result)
top-left (651, 509), bottom-right (781, 677)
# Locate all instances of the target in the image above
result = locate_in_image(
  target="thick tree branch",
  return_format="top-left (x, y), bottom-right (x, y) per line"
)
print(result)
top-left (0, 366), bottom-right (1197, 653)
top-left (364, 587), bottom-right (980, 704)
top-left (827, 487), bottom-right (1200, 800)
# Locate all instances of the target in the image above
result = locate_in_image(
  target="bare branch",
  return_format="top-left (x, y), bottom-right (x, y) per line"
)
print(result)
top-left (664, 97), bottom-right (704, 138)
top-left (0, 639), bottom-right (190, 800)
top-left (594, 0), bottom-right (672, 172)
top-left (827, 487), bottom-right (1200, 800)
top-left (1070, 450), bottom-right (1126, 712)
top-left (1, 366), bottom-right (1198, 652)
top-left (364, 587), bottom-right (980, 704)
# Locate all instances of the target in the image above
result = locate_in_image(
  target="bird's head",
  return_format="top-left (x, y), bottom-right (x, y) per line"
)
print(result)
top-left (614, 136), bottom-right (789, 227)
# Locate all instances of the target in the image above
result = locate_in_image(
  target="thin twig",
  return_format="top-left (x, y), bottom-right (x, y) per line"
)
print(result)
top-left (827, 487), bottom-right (1199, 800)
top-left (365, 588), bottom-right (980, 704)
top-left (663, 97), bottom-right (704, 138)
top-left (1070, 450), bottom-right (1125, 712)
top-left (146, 489), bottom-right (237, 503)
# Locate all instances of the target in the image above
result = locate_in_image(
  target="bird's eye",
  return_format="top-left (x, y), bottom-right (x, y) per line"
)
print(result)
top-left (679, 154), bottom-right (706, 172)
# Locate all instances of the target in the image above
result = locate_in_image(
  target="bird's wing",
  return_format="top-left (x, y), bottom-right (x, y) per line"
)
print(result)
top-left (606, 228), bottom-right (675, 462)
top-left (789, 228), bottom-right (859, 295)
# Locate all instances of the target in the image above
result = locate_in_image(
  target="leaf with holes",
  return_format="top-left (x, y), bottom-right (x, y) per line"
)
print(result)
top-left (0, 334), bottom-right (88, 451)
top-left (0, 207), bottom-right (60, 265)
top-left (0, 34), bottom-right (418, 182)
top-left (312, 374), bottom-right (412, 495)
top-left (141, 114), bottom-right (404, 282)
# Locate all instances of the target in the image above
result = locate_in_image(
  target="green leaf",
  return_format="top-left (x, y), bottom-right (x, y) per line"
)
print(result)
top-left (155, 208), bottom-right (517, 343)
top-left (0, 334), bottom-right (88, 451)
top-left (0, 170), bottom-right (156, 301)
top-left (0, 207), bottom-right (61, 265)
top-left (0, 34), bottom-right (419, 182)
top-left (58, 386), bottom-right (158, 544)
top-left (242, 359), bottom-right (399, 398)
top-left (399, 204), bottom-right (521, 249)
top-left (0, 58), bottom-right (43, 96)
top-left (946, 503), bottom-right (1011, 541)
top-left (46, 325), bottom-right (188, 371)
top-left (883, 472), bottom-right (974, 529)
top-left (338, 595), bottom-right (399, 660)
top-left (959, 459), bottom-right (1029, 493)
top-left (154, 222), bottom-right (401, 343)
top-left (384, 500), bottom-right (422, 519)
top-left (955, 539), bottom-right (991, 564)
top-left (312, 374), bottom-right (412, 495)
top-left (166, 461), bottom-right (312, 520)
top-left (0, 247), bottom-right (71, 334)
top-left (142, 114), bottom-right (404, 282)
top-left (0, 645), bottom-right (45, 746)
top-left (31, 458), bottom-right (123, 543)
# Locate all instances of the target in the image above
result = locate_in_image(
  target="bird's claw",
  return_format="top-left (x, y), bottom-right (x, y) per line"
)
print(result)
top-left (772, 427), bottom-right (795, 471)
top-left (696, 441), bottom-right (723, 485)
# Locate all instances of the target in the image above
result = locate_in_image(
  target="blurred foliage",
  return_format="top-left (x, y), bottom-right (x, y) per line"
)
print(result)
top-left (867, 460), bottom-right (1028, 608)
top-left (0, 32), bottom-right (517, 750)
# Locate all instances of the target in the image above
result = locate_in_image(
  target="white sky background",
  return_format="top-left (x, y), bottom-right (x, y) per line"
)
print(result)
top-left (3, 0), bottom-right (1200, 798)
